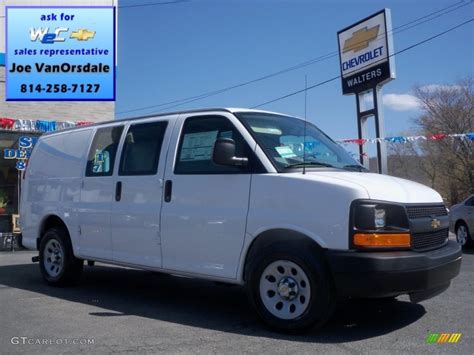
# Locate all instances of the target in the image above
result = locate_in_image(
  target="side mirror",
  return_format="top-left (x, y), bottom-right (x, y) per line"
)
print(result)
top-left (212, 138), bottom-right (248, 167)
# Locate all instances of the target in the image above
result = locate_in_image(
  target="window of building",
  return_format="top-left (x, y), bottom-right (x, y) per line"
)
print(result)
top-left (0, 132), bottom-right (41, 233)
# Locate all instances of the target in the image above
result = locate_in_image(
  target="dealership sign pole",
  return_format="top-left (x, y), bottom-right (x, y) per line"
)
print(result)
top-left (337, 9), bottom-right (396, 174)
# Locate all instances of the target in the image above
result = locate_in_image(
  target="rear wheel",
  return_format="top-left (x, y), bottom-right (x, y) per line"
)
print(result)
top-left (39, 227), bottom-right (83, 286)
top-left (456, 222), bottom-right (473, 249)
top-left (247, 243), bottom-right (335, 332)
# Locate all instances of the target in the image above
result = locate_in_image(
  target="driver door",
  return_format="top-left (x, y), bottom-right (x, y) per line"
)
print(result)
top-left (160, 113), bottom-right (256, 279)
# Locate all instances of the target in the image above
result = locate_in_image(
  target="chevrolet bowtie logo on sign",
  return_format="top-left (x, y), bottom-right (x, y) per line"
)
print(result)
top-left (431, 218), bottom-right (441, 229)
top-left (70, 29), bottom-right (96, 41)
top-left (337, 9), bottom-right (396, 95)
top-left (343, 25), bottom-right (380, 53)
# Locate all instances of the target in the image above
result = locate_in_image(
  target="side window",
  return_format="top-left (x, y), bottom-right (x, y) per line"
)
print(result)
top-left (119, 121), bottom-right (168, 176)
top-left (466, 197), bottom-right (474, 206)
top-left (86, 126), bottom-right (123, 177)
top-left (175, 115), bottom-right (248, 174)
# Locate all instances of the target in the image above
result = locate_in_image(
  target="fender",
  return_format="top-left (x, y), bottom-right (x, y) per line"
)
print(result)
top-left (37, 214), bottom-right (71, 250)
top-left (237, 228), bottom-right (325, 283)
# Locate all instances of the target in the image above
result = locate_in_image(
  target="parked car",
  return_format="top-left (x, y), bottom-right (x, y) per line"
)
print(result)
top-left (450, 194), bottom-right (474, 248)
top-left (20, 108), bottom-right (462, 331)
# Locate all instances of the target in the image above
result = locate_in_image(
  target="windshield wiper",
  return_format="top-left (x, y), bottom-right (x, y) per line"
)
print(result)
top-left (342, 164), bottom-right (368, 172)
top-left (284, 161), bottom-right (335, 169)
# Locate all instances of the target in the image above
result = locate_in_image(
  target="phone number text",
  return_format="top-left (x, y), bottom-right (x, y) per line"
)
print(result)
top-left (20, 83), bottom-right (100, 94)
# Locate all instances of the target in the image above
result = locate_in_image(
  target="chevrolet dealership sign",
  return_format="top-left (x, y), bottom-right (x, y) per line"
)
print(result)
top-left (338, 9), bottom-right (396, 95)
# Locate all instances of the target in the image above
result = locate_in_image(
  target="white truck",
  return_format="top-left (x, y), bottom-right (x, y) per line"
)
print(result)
top-left (20, 108), bottom-right (462, 331)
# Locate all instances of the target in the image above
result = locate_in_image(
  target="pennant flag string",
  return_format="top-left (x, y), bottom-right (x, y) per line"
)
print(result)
top-left (0, 118), bottom-right (16, 129)
top-left (0, 117), bottom-right (95, 133)
top-left (35, 120), bottom-right (57, 133)
top-left (0, 117), bottom-right (472, 144)
top-left (337, 133), bottom-right (474, 145)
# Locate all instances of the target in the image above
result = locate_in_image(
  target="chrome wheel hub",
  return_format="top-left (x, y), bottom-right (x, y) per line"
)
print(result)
top-left (43, 239), bottom-right (64, 277)
top-left (259, 260), bottom-right (311, 320)
top-left (277, 277), bottom-right (299, 300)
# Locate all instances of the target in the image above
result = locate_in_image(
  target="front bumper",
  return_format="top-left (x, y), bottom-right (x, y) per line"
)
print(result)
top-left (326, 240), bottom-right (462, 302)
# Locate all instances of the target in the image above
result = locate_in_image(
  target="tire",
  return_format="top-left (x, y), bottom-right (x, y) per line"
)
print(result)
top-left (246, 242), bottom-right (335, 332)
top-left (39, 227), bottom-right (83, 286)
top-left (456, 222), bottom-right (474, 249)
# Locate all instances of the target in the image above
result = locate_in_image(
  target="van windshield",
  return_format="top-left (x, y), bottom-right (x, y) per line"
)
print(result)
top-left (236, 112), bottom-right (365, 172)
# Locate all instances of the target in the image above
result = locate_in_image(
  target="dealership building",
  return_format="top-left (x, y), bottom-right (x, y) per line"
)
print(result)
top-left (0, 0), bottom-right (116, 236)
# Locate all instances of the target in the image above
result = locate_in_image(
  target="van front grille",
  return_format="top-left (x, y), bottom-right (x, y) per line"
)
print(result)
top-left (406, 205), bottom-right (447, 219)
top-left (411, 228), bottom-right (449, 251)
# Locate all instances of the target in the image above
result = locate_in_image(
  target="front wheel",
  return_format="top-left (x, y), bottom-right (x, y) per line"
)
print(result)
top-left (247, 243), bottom-right (335, 332)
top-left (39, 227), bottom-right (83, 286)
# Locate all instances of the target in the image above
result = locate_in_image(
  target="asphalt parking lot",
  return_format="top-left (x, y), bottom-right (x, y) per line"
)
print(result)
top-left (0, 248), bottom-right (472, 354)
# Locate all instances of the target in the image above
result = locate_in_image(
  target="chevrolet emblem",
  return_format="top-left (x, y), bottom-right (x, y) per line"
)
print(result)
top-left (431, 218), bottom-right (441, 229)
top-left (70, 29), bottom-right (96, 41)
top-left (343, 25), bottom-right (380, 53)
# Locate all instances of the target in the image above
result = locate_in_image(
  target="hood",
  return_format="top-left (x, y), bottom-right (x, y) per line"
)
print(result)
top-left (306, 171), bottom-right (443, 204)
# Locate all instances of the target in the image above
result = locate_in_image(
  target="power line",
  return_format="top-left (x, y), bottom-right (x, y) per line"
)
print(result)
top-left (117, 0), bottom-right (472, 115)
top-left (250, 77), bottom-right (340, 109)
top-left (250, 19), bottom-right (473, 109)
top-left (118, 0), bottom-right (189, 9)
top-left (0, 0), bottom-right (190, 17)
top-left (156, 1), bottom-right (472, 113)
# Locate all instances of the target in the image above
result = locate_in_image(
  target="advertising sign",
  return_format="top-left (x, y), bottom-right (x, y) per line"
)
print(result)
top-left (5, 6), bottom-right (115, 101)
top-left (337, 9), bottom-right (396, 95)
top-left (3, 136), bottom-right (38, 171)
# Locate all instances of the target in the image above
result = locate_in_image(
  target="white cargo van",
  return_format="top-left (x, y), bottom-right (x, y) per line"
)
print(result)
top-left (21, 108), bottom-right (461, 331)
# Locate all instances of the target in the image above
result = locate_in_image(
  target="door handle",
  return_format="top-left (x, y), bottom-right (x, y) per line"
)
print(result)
top-left (115, 181), bottom-right (122, 202)
top-left (164, 180), bottom-right (172, 202)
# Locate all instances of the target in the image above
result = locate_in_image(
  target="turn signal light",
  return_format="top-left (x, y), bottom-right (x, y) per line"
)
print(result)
top-left (353, 233), bottom-right (411, 248)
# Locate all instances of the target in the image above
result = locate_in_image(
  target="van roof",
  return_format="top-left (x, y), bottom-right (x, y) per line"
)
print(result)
top-left (42, 107), bottom-right (286, 136)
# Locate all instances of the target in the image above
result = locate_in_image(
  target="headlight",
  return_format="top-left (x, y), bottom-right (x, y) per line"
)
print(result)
top-left (351, 200), bottom-right (410, 249)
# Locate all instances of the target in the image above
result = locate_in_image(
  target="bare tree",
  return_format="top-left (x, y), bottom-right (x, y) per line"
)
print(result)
top-left (389, 77), bottom-right (473, 205)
